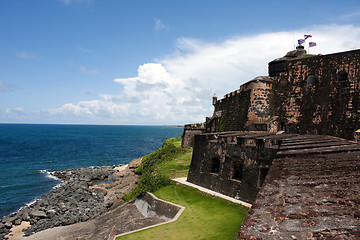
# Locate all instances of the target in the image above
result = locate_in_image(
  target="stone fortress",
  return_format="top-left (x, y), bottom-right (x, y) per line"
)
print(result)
top-left (183, 46), bottom-right (360, 239)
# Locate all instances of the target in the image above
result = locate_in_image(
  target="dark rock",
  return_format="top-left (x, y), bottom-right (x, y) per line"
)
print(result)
top-left (4, 221), bottom-right (12, 229)
top-left (5, 164), bottom-right (134, 237)
top-left (47, 209), bottom-right (56, 218)
top-left (31, 210), bottom-right (47, 218)
top-left (14, 219), bottom-right (21, 225)
top-left (1, 216), bottom-right (16, 224)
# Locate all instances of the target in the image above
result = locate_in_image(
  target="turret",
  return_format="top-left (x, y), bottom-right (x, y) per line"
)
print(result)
top-left (212, 93), bottom-right (217, 106)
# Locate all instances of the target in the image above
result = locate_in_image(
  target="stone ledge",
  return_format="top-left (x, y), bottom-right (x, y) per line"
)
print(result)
top-left (112, 192), bottom-right (185, 239)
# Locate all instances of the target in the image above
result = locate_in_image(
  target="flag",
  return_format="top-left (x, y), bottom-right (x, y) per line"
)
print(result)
top-left (298, 39), bottom-right (305, 44)
top-left (309, 42), bottom-right (317, 47)
top-left (304, 34), bottom-right (312, 40)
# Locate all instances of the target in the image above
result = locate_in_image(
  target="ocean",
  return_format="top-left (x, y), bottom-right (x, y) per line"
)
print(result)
top-left (0, 124), bottom-right (183, 218)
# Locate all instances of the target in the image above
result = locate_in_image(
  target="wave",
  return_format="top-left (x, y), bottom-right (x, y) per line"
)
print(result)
top-left (38, 170), bottom-right (62, 181)
top-left (7, 170), bottom-right (66, 216)
top-left (38, 170), bottom-right (64, 191)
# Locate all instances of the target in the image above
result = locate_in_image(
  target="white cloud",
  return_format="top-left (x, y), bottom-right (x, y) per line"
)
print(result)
top-left (339, 10), bottom-right (360, 20)
top-left (0, 81), bottom-right (15, 92)
top-left (80, 66), bottom-right (99, 75)
top-left (154, 18), bottom-right (168, 31)
top-left (79, 46), bottom-right (91, 54)
top-left (44, 24), bottom-right (360, 125)
top-left (6, 107), bottom-right (25, 115)
top-left (59, 0), bottom-right (92, 5)
top-left (15, 51), bottom-right (37, 60)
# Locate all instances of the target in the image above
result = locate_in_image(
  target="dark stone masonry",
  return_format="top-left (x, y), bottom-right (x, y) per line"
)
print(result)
top-left (186, 47), bottom-right (360, 238)
top-left (187, 132), bottom-right (278, 203)
top-left (238, 136), bottom-right (360, 239)
top-left (181, 123), bottom-right (206, 148)
top-left (271, 49), bottom-right (360, 140)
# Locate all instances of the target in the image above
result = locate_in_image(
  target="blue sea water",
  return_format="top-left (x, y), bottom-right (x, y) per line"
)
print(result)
top-left (0, 124), bottom-right (183, 218)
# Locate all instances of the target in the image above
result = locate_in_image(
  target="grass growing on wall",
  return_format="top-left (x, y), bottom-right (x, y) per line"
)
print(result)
top-left (116, 183), bottom-right (249, 240)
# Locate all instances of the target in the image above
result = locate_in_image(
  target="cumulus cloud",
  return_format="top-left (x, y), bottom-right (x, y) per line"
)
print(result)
top-left (80, 66), bottom-right (99, 75)
top-left (154, 18), bottom-right (168, 31)
top-left (5, 107), bottom-right (25, 116)
top-left (15, 51), bottom-right (37, 59)
top-left (44, 24), bottom-right (360, 124)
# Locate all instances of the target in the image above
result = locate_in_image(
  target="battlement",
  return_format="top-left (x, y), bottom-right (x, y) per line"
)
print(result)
top-left (208, 76), bottom-right (274, 133)
top-left (181, 123), bottom-right (206, 148)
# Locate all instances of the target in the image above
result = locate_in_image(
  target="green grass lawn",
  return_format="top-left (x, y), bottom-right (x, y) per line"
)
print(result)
top-left (157, 149), bottom-right (193, 179)
top-left (116, 183), bottom-right (249, 240)
top-left (118, 137), bottom-right (249, 239)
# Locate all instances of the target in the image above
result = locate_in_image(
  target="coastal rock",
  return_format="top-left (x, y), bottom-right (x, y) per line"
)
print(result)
top-left (1, 163), bottom-right (140, 237)
top-left (5, 221), bottom-right (12, 229)
top-left (129, 157), bottom-right (142, 171)
top-left (30, 210), bottom-right (47, 218)
top-left (46, 209), bottom-right (56, 218)
top-left (1, 215), bottom-right (17, 224)
top-left (14, 219), bottom-right (21, 225)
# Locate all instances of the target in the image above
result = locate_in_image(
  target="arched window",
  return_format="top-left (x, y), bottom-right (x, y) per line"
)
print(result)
top-left (210, 157), bottom-right (220, 173)
top-left (336, 71), bottom-right (349, 89)
top-left (336, 71), bottom-right (348, 82)
top-left (305, 75), bottom-right (318, 85)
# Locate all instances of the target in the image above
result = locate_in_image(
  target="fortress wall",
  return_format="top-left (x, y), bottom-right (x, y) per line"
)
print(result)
top-left (213, 77), bottom-right (273, 132)
top-left (272, 49), bottom-right (360, 139)
top-left (181, 123), bottom-right (206, 148)
top-left (187, 132), bottom-right (278, 203)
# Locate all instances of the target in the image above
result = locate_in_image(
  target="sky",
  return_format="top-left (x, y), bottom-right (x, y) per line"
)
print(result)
top-left (1, 0), bottom-right (360, 125)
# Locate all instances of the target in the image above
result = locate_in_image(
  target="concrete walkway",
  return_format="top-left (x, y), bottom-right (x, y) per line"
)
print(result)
top-left (172, 177), bottom-right (252, 208)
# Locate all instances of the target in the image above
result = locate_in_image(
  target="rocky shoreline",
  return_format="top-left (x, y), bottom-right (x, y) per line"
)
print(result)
top-left (0, 158), bottom-right (140, 240)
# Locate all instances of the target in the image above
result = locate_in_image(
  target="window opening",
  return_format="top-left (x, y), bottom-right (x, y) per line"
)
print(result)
top-left (305, 75), bottom-right (318, 85)
top-left (258, 167), bottom-right (270, 187)
top-left (232, 161), bottom-right (244, 181)
top-left (336, 71), bottom-right (348, 81)
top-left (210, 157), bottom-right (220, 174)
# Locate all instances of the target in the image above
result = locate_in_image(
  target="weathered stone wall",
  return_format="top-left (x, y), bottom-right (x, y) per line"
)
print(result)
top-left (238, 136), bottom-right (360, 239)
top-left (210, 76), bottom-right (273, 132)
top-left (271, 49), bottom-right (360, 139)
top-left (181, 123), bottom-right (206, 148)
top-left (187, 132), bottom-right (278, 203)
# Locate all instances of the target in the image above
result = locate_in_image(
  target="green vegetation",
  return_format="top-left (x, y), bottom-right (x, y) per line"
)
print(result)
top-left (120, 136), bottom-right (249, 239)
top-left (218, 114), bottom-right (224, 132)
top-left (122, 137), bottom-right (192, 201)
top-left (301, 54), bottom-right (317, 59)
top-left (157, 149), bottom-right (193, 178)
top-left (117, 183), bottom-right (249, 240)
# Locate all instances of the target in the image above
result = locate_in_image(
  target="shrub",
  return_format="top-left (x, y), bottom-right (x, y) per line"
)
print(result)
top-left (123, 137), bottom-right (184, 201)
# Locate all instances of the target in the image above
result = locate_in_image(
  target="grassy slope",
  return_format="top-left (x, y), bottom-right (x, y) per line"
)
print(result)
top-left (117, 183), bottom-right (248, 240)
top-left (117, 137), bottom-right (249, 240)
top-left (158, 149), bottom-right (193, 178)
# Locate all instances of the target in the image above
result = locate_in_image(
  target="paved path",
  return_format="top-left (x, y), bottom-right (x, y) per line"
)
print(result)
top-left (172, 177), bottom-right (252, 208)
